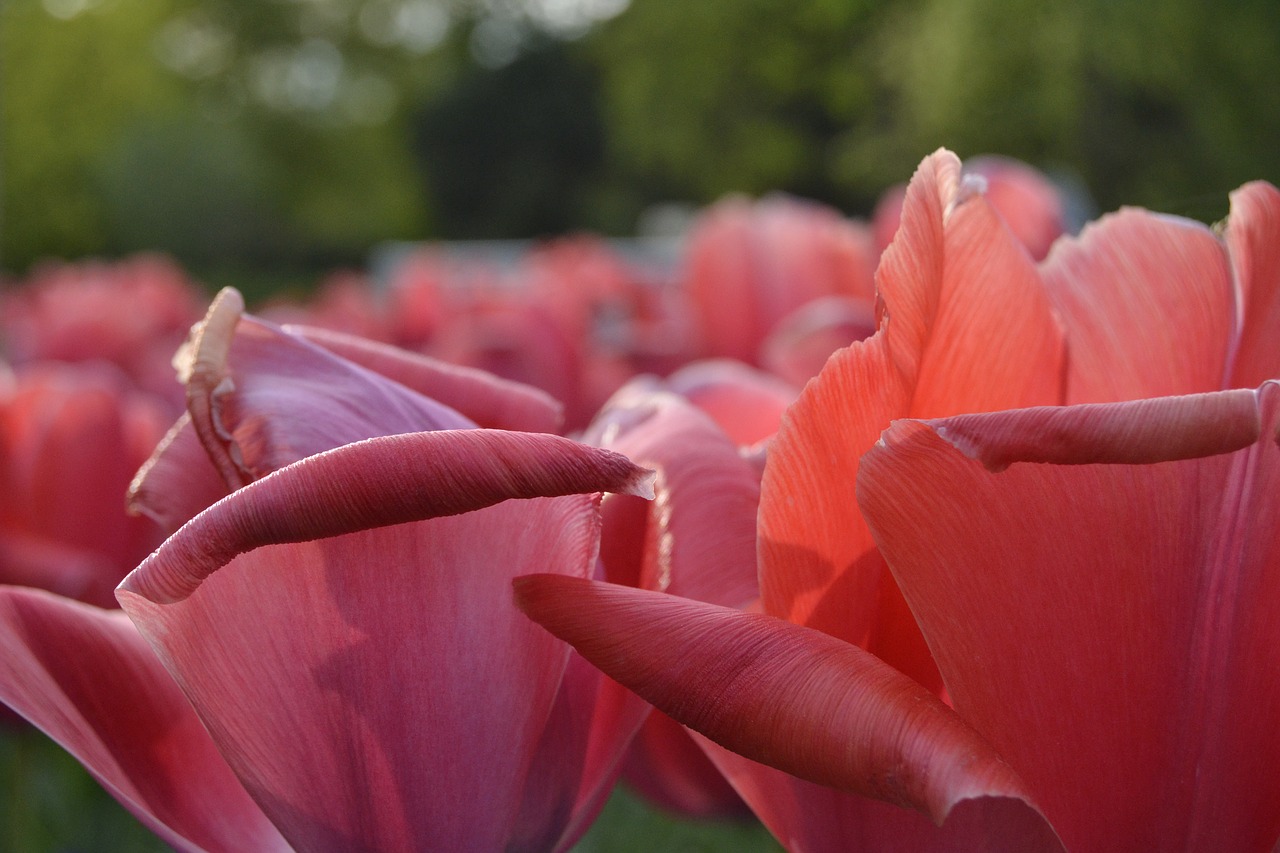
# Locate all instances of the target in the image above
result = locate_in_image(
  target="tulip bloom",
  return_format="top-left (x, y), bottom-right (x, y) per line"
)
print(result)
top-left (519, 385), bottom-right (1280, 850)
top-left (517, 151), bottom-right (1280, 850)
top-left (0, 290), bottom-right (655, 852)
top-left (0, 362), bottom-right (168, 606)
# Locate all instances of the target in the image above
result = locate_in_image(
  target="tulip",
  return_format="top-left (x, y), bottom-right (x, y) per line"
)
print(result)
top-left (519, 384), bottom-right (1280, 850)
top-left (682, 194), bottom-right (877, 365)
top-left (0, 362), bottom-right (168, 606)
top-left (0, 254), bottom-right (205, 410)
top-left (516, 150), bottom-right (1280, 850)
top-left (582, 376), bottom-right (766, 818)
top-left (0, 289), bottom-right (656, 851)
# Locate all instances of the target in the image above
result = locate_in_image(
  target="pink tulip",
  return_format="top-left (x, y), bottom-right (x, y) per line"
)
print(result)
top-left (582, 376), bottom-right (766, 817)
top-left (0, 254), bottom-right (205, 410)
top-left (517, 150), bottom-right (1280, 849)
top-left (0, 289), bottom-right (656, 851)
top-left (683, 194), bottom-right (877, 365)
top-left (0, 362), bottom-right (168, 606)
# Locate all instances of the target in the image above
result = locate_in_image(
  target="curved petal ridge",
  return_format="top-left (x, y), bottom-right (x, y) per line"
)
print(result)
top-left (514, 574), bottom-right (1046, 826)
top-left (926, 388), bottom-right (1261, 472)
top-left (121, 430), bottom-right (654, 603)
top-left (287, 324), bottom-right (564, 433)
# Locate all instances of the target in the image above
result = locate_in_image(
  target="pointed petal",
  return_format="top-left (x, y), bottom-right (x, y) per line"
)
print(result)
top-left (288, 324), bottom-right (564, 433)
top-left (703, 742), bottom-right (1062, 852)
top-left (120, 429), bottom-right (653, 604)
top-left (0, 587), bottom-right (287, 852)
top-left (121, 495), bottom-right (606, 852)
top-left (1225, 181), bottom-right (1280, 388)
top-left (1041, 208), bottom-right (1234, 402)
top-left (858, 383), bottom-right (1280, 851)
top-left (759, 151), bottom-right (1063, 688)
top-left (514, 575), bottom-right (1048, 827)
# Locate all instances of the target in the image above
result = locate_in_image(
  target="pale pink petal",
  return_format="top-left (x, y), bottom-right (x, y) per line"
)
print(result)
top-left (1225, 181), bottom-right (1280, 388)
top-left (760, 295), bottom-right (878, 387)
top-left (120, 428), bottom-right (654, 604)
top-left (288, 324), bottom-right (564, 433)
top-left (0, 587), bottom-right (287, 852)
top-left (514, 575), bottom-right (1053, 830)
top-left (178, 293), bottom-right (475, 486)
top-left (858, 383), bottom-right (1280, 851)
top-left (1041, 208), bottom-right (1234, 402)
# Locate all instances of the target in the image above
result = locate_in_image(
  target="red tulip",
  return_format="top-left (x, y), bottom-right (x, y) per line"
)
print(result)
top-left (0, 289), bottom-right (655, 851)
top-left (517, 151), bottom-right (1280, 849)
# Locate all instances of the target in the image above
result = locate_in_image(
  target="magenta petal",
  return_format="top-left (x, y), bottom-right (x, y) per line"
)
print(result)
top-left (514, 575), bottom-right (1050, 827)
top-left (0, 587), bottom-right (287, 852)
top-left (858, 383), bottom-right (1280, 851)
top-left (120, 428), bottom-right (653, 604)
top-left (288, 324), bottom-right (564, 433)
top-left (121, 495), bottom-right (608, 852)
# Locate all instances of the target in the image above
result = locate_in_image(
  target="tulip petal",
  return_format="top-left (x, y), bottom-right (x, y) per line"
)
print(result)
top-left (120, 428), bottom-right (653, 604)
top-left (513, 574), bottom-right (1052, 830)
top-left (703, 741), bottom-right (1063, 852)
top-left (126, 414), bottom-right (229, 536)
top-left (121, 496), bottom-right (607, 852)
top-left (0, 587), bottom-right (287, 853)
top-left (1041, 208), bottom-right (1234, 402)
top-left (585, 383), bottom-right (760, 607)
top-left (858, 383), bottom-right (1280, 851)
top-left (288, 324), bottom-right (564, 433)
top-left (1225, 181), bottom-right (1280, 388)
top-left (759, 149), bottom-right (1061, 686)
top-left (662, 359), bottom-right (797, 447)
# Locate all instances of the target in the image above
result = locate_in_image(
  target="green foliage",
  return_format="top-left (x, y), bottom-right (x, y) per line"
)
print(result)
top-left (0, 727), bottom-right (169, 852)
top-left (574, 786), bottom-right (783, 852)
top-left (594, 0), bottom-right (1280, 216)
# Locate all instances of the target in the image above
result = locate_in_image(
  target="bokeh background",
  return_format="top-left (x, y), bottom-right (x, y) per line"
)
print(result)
top-left (4, 0), bottom-right (1277, 285)
top-left (2, 1), bottom-right (1278, 849)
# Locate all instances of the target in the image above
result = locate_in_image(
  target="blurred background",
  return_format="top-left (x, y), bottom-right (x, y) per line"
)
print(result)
top-left (3, 0), bottom-right (1277, 286)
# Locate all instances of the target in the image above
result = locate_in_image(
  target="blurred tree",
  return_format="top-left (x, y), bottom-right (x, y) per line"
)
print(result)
top-left (590, 0), bottom-right (1280, 217)
top-left (0, 0), bottom-right (188, 267)
top-left (411, 36), bottom-right (607, 237)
